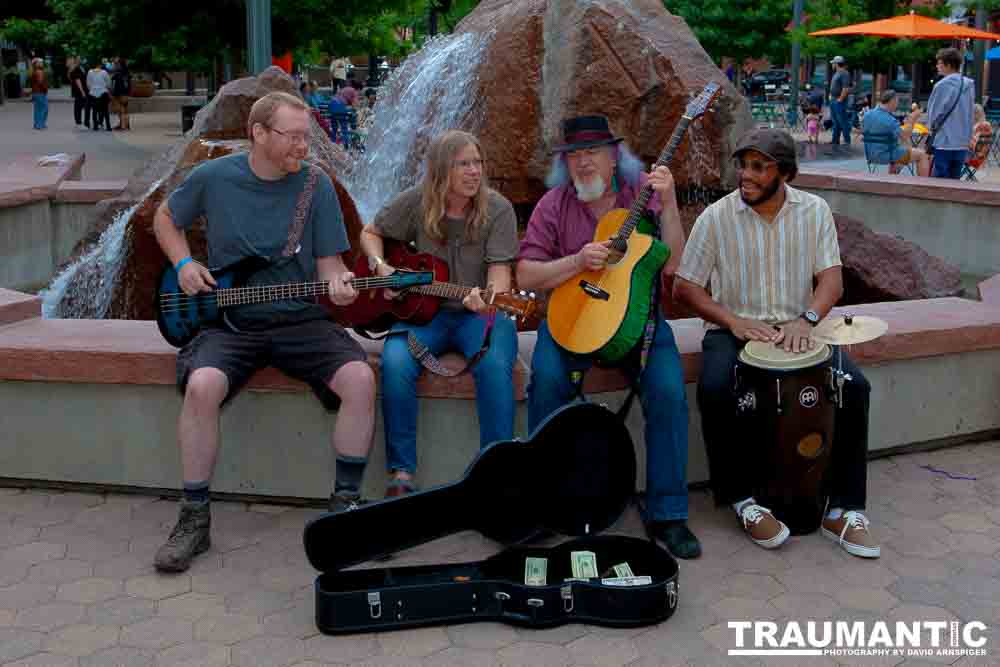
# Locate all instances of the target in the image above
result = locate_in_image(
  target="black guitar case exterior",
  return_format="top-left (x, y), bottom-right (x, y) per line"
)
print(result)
top-left (303, 402), bottom-right (680, 634)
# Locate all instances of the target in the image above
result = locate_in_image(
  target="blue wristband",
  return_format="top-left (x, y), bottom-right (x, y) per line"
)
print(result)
top-left (174, 256), bottom-right (193, 273)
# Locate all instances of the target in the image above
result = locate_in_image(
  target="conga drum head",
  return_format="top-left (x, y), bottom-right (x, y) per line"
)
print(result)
top-left (738, 340), bottom-right (831, 370)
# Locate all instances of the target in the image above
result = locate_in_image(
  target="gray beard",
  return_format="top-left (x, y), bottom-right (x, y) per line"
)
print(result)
top-left (573, 175), bottom-right (607, 203)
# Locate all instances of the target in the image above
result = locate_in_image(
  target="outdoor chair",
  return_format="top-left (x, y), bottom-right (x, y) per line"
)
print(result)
top-left (962, 131), bottom-right (993, 181)
top-left (328, 109), bottom-right (365, 153)
top-left (862, 131), bottom-right (914, 175)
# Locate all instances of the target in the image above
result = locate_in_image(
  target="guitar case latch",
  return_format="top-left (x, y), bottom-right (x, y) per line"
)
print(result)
top-left (561, 585), bottom-right (574, 613)
top-left (367, 592), bottom-right (382, 619)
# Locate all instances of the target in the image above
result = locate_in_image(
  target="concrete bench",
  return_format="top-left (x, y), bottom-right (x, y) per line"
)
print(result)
top-left (0, 154), bottom-right (128, 291)
top-left (3, 287), bottom-right (1000, 502)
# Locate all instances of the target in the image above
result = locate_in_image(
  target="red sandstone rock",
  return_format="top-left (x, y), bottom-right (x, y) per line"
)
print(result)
top-left (451, 0), bottom-right (751, 207)
top-left (835, 213), bottom-right (963, 304)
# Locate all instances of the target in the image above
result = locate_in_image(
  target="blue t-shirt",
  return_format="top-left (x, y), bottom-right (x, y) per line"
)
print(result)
top-left (167, 153), bottom-right (349, 329)
top-left (862, 107), bottom-right (906, 163)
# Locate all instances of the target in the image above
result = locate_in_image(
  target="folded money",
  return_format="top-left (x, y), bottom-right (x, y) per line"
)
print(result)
top-left (525, 557), bottom-right (547, 586)
top-left (570, 551), bottom-right (598, 579)
top-left (601, 575), bottom-right (653, 587)
top-left (602, 562), bottom-right (633, 578)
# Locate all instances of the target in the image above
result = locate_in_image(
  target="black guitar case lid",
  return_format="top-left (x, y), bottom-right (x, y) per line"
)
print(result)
top-left (304, 401), bottom-right (637, 573)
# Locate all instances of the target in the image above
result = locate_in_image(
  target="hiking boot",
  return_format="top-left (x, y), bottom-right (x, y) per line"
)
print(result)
top-left (822, 510), bottom-right (880, 558)
top-left (738, 503), bottom-right (790, 549)
top-left (154, 501), bottom-right (211, 573)
top-left (329, 492), bottom-right (367, 513)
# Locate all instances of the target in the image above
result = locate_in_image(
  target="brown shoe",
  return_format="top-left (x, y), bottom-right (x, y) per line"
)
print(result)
top-left (822, 510), bottom-right (880, 558)
top-left (738, 503), bottom-right (790, 549)
top-left (384, 480), bottom-right (416, 498)
top-left (154, 501), bottom-right (211, 573)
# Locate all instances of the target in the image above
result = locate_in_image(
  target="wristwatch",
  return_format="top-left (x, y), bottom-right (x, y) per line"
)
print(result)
top-left (367, 255), bottom-right (386, 272)
top-left (801, 310), bottom-right (820, 327)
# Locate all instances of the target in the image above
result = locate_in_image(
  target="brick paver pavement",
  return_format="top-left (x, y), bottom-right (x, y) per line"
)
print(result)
top-left (1, 441), bottom-right (998, 665)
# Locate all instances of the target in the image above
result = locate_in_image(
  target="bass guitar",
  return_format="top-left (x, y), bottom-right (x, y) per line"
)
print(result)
top-left (546, 82), bottom-right (722, 363)
top-left (155, 256), bottom-right (433, 347)
top-left (342, 241), bottom-right (538, 332)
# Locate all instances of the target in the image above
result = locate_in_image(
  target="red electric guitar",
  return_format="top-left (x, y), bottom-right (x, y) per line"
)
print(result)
top-left (341, 241), bottom-right (537, 333)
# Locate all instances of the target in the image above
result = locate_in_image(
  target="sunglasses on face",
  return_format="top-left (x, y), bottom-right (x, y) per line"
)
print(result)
top-left (733, 157), bottom-right (776, 176)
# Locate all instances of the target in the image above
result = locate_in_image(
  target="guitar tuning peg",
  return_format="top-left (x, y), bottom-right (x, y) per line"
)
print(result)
top-left (529, 292), bottom-right (536, 299)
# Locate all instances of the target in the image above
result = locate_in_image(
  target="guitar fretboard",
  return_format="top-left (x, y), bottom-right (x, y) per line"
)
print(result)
top-left (413, 282), bottom-right (475, 302)
top-left (214, 276), bottom-right (402, 307)
top-left (610, 115), bottom-right (693, 252)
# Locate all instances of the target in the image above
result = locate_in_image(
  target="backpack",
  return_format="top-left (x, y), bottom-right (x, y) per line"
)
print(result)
top-left (112, 70), bottom-right (130, 97)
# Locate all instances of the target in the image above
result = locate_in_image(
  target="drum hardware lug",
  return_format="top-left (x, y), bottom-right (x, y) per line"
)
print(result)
top-left (527, 598), bottom-right (545, 608)
top-left (367, 592), bottom-right (382, 619)
top-left (561, 585), bottom-right (575, 613)
top-left (494, 591), bottom-right (511, 602)
top-left (666, 580), bottom-right (678, 609)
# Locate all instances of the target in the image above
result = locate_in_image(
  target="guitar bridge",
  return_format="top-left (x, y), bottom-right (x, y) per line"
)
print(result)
top-left (578, 281), bottom-right (610, 301)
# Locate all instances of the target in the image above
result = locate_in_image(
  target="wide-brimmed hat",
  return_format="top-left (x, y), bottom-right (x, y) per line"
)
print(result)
top-left (551, 115), bottom-right (624, 153)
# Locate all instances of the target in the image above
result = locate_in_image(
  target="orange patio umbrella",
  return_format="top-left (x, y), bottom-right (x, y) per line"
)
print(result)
top-left (809, 11), bottom-right (1000, 40)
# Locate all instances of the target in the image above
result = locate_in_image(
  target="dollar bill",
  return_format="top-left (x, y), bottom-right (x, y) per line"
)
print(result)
top-left (611, 562), bottom-right (634, 578)
top-left (601, 575), bottom-right (653, 587)
top-left (524, 557), bottom-right (547, 586)
top-left (570, 551), bottom-right (598, 579)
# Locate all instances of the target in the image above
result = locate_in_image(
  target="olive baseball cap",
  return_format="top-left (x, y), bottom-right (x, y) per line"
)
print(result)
top-left (732, 128), bottom-right (797, 165)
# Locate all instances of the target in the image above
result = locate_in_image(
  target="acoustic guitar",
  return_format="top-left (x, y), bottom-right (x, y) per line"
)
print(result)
top-left (341, 241), bottom-right (538, 332)
top-left (155, 256), bottom-right (433, 347)
top-left (546, 82), bottom-right (722, 363)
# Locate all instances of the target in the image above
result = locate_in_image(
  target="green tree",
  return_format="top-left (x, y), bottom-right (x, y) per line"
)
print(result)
top-left (663, 0), bottom-right (793, 66)
top-left (792, 0), bottom-right (950, 74)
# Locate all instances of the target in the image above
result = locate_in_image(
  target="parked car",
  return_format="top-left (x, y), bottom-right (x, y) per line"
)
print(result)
top-left (742, 70), bottom-right (791, 101)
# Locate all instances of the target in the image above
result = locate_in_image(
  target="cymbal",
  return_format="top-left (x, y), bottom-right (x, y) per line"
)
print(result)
top-left (812, 315), bottom-right (888, 346)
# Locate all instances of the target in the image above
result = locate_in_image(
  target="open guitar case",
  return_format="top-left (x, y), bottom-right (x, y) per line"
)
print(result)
top-left (303, 401), bottom-right (679, 634)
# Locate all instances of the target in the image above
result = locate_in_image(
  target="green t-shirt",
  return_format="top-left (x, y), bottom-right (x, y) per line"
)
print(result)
top-left (167, 153), bottom-right (349, 329)
top-left (372, 186), bottom-right (518, 309)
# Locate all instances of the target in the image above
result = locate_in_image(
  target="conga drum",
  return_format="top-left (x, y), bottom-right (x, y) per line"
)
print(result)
top-left (735, 341), bottom-right (837, 534)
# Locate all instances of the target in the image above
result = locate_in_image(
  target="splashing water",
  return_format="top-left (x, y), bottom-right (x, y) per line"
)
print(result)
top-left (346, 32), bottom-right (493, 223)
top-left (40, 178), bottom-right (164, 319)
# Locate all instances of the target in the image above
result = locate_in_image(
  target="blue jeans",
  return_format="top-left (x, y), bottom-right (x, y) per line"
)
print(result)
top-left (382, 310), bottom-right (518, 474)
top-left (932, 149), bottom-right (967, 179)
top-left (327, 98), bottom-right (351, 145)
top-left (32, 94), bottom-right (48, 129)
top-left (830, 100), bottom-right (850, 145)
top-left (527, 320), bottom-right (690, 521)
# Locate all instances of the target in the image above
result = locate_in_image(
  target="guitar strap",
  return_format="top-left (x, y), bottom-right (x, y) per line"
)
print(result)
top-left (404, 311), bottom-right (496, 377)
top-left (281, 163), bottom-right (319, 258)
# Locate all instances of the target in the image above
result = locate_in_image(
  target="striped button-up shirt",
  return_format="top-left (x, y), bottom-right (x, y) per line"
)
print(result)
top-left (677, 184), bottom-right (841, 328)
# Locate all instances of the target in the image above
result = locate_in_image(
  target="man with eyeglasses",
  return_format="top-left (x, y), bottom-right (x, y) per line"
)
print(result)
top-left (150, 91), bottom-right (375, 573)
top-left (517, 115), bottom-right (701, 560)
top-left (674, 129), bottom-right (879, 560)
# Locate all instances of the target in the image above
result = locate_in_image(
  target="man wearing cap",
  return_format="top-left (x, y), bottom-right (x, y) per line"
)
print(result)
top-left (674, 128), bottom-right (879, 559)
top-left (829, 56), bottom-right (853, 149)
top-left (516, 115), bottom-right (701, 560)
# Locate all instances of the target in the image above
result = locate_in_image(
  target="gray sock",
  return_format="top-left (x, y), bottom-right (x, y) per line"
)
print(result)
top-left (183, 480), bottom-right (210, 504)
